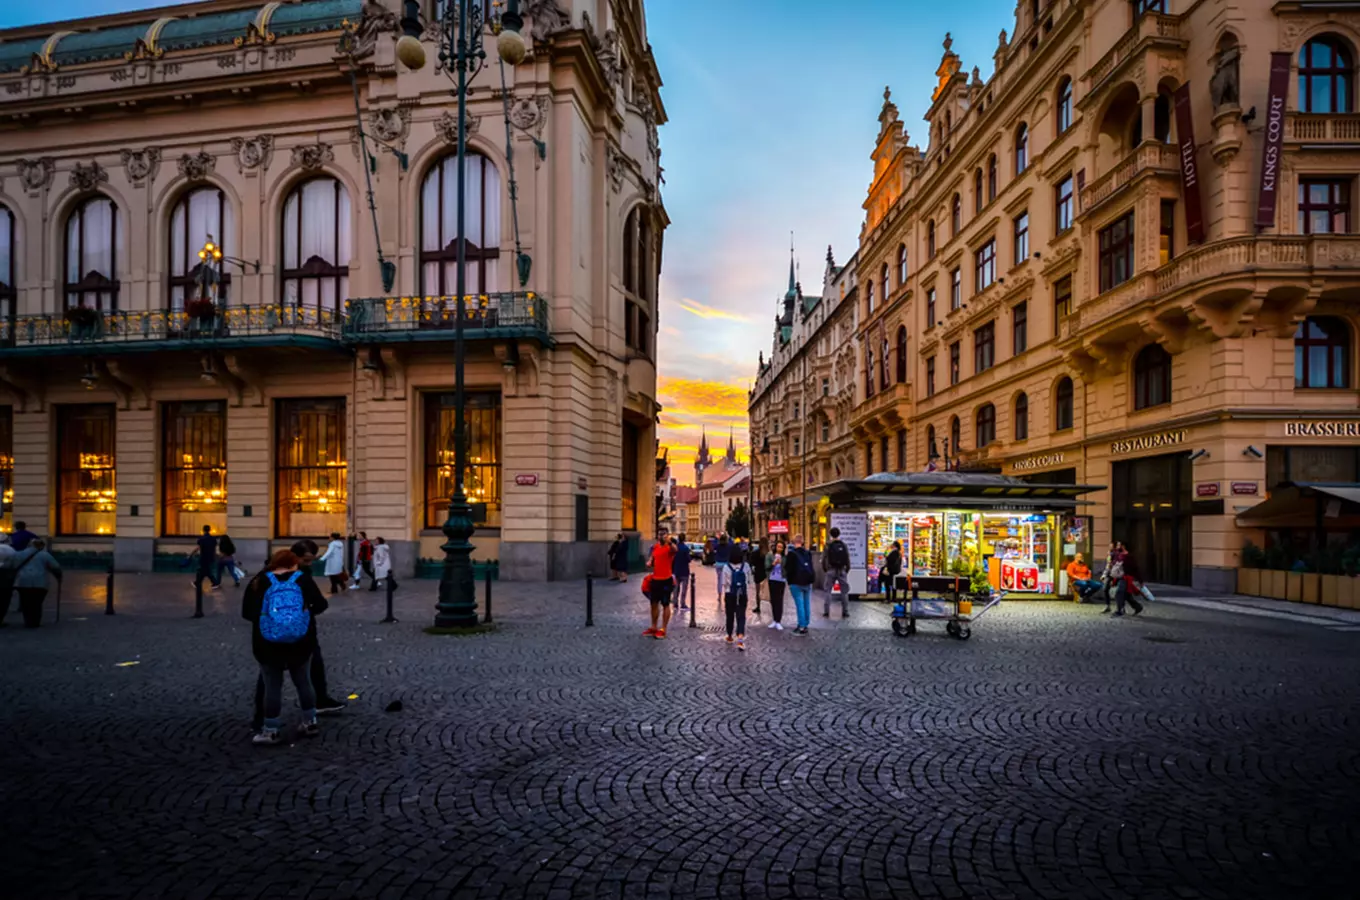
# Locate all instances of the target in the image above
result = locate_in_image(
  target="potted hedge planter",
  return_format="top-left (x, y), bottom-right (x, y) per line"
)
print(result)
top-left (1238, 568), bottom-right (1261, 597)
top-left (1301, 572), bottom-right (1321, 604)
top-left (1267, 569), bottom-right (1288, 600)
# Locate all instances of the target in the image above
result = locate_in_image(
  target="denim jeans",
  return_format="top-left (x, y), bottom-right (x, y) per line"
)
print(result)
top-left (259, 658), bottom-right (316, 730)
top-left (789, 584), bottom-right (812, 629)
top-left (724, 591), bottom-right (748, 637)
top-left (674, 574), bottom-right (690, 607)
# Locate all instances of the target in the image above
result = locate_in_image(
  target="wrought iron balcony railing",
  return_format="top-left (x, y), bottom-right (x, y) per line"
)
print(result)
top-left (344, 292), bottom-right (550, 342)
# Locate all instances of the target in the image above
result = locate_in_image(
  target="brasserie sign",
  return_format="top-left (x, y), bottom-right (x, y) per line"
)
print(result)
top-left (1284, 421), bottom-right (1360, 437)
top-left (1111, 430), bottom-right (1187, 455)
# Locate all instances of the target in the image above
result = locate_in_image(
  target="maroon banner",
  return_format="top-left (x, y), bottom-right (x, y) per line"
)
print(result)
top-left (1255, 52), bottom-right (1292, 229)
top-left (1173, 83), bottom-right (1205, 244)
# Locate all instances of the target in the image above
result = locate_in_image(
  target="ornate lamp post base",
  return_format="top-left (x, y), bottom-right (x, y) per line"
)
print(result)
top-left (434, 496), bottom-right (479, 628)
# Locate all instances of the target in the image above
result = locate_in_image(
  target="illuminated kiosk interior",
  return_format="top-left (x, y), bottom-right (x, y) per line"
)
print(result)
top-left (815, 472), bottom-right (1102, 598)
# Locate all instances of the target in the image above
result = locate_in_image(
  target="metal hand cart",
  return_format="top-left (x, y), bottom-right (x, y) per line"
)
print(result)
top-left (890, 574), bottom-right (1004, 640)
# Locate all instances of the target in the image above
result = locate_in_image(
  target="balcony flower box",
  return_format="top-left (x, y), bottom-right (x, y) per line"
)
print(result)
top-left (64, 305), bottom-right (98, 327)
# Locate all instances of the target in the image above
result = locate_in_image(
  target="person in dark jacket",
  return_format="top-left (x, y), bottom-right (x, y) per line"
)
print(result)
top-left (1113, 543), bottom-right (1145, 617)
top-left (822, 527), bottom-right (852, 619)
top-left (9, 521), bottom-right (36, 552)
top-left (217, 533), bottom-right (241, 587)
top-left (241, 548), bottom-right (329, 745)
top-left (883, 541), bottom-right (904, 606)
top-left (188, 525), bottom-right (221, 590)
top-left (749, 539), bottom-right (768, 614)
top-left (608, 534), bottom-right (629, 582)
top-left (12, 540), bottom-right (62, 628)
top-left (714, 534), bottom-right (732, 601)
top-left (673, 534), bottom-right (693, 610)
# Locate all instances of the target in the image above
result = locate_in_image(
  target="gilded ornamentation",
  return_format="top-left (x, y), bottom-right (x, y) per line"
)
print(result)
top-left (120, 147), bottom-right (161, 184)
top-left (17, 157), bottom-right (55, 191)
top-left (229, 135), bottom-right (274, 172)
top-left (291, 142), bottom-right (335, 170)
top-left (177, 151), bottom-right (215, 181)
top-left (69, 161), bottom-right (108, 192)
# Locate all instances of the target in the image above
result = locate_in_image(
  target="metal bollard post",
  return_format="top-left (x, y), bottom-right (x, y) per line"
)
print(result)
top-left (193, 578), bottom-right (204, 619)
top-left (688, 574), bottom-right (697, 628)
top-left (585, 575), bottom-right (594, 627)
top-left (483, 571), bottom-right (493, 624)
top-left (381, 577), bottom-right (397, 624)
top-left (105, 563), bottom-right (116, 616)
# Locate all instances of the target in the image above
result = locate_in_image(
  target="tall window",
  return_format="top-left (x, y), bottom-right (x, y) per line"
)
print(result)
top-left (426, 392), bottom-right (501, 528)
top-left (974, 168), bottom-right (984, 213)
top-left (974, 322), bottom-right (995, 373)
top-left (1053, 274), bottom-right (1072, 331)
top-left (1014, 392), bottom-right (1029, 440)
top-left (975, 239), bottom-right (996, 292)
top-left (1298, 179), bottom-right (1351, 234)
top-left (866, 279), bottom-right (876, 316)
top-left (422, 153), bottom-right (501, 296)
top-left (57, 404), bottom-right (116, 535)
top-left (1298, 36), bottom-right (1354, 114)
top-left (0, 406), bottom-right (10, 532)
top-left (897, 243), bottom-right (908, 285)
top-left (926, 424), bottom-right (937, 460)
top-left (987, 155), bottom-right (998, 201)
top-left (895, 325), bottom-right (908, 383)
top-left (1015, 123), bottom-right (1029, 175)
top-left (169, 187), bottom-right (232, 310)
top-left (1055, 175), bottom-right (1074, 233)
top-left (1012, 301), bottom-right (1028, 354)
top-left (621, 421), bottom-right (639, 530)
top-left (866, 442), bottom-right (874, 475)
top-left (275, 398), bottom-right (347, 536)
top-left (1055, 376), bottom-right (1074, 431)
top-left (880, 263), bottom-right (890, 299)
top-left (951, 194), bottom-right (962, 236)
top-left (976, 403), bottom-right (996, 447)
top-left (821, 419), bottom-right (830, 442)
top-left (880, 435), bottom-right (890, 473)
top-left (1099, 212), bottom-right (1135, 291)
top-left (162, 401), bottom-right (227, 536)
top-left (1295, 316), bottom-right (1352, 388)
top-left (949, 415), bottom-right (962, 453)
top-left (65, 196), bottom-right (120, 311)
top-left (0, 205), bottom-right (14, 328)
top-left (1056, 77), bottom-right (1073, 133)
top-left (927, 220), bottom-right (936, 258)
top-left (865, 347), bottom-right (875, 398)
top-left (926, 288), bottom-right (937, 328)
top-left (1159, 199), bottom-right (1176, 265)
top-left (282, 178), bottom-right (351, 313)
top-left (950, 268), bottom-right (962, 310)
top-left (623, 206), bottom-right (656, 357)
top-left (880, 337), bottom-right (890, 391)
top-left (1014, 212), bottom-right (1030, 266)
top-left (949, 341), bottom-right (961, 385)
top-left (1133, 343), bottom-right (1172, 410)
top-left (897, 429), bottom-right (907, 471)
top-left (926, 356), bottom-right (936, 397)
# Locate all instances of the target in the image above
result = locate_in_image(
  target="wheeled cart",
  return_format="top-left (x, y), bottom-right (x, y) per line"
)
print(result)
top-left (890, 575), bottom-right (1004, 640)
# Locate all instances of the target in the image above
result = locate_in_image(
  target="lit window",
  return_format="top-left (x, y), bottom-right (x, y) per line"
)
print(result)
top-left (57, 404), bottom-right (117, 536)
top-left (426, 392), bottom-right (502, 528)
top-left (162, 401), bottom-right (227, 536)
top-left (276, 398), bottom-right (347, 537)
top-left (1159, 199), bottom-right (1176, 266)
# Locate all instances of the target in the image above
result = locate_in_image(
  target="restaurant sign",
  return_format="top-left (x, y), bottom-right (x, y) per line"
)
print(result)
top-left (1011, 452), bottom-right (1066, 472)
top-left (1111, 430), bottom-right (1187, 455)
top-left (1231, 482), bottom-right (1260, 496)
top-left (767, 519), bottom-right (790, 535)
top-left (1284, 421), bottom-right (1360, 437)
top-left (1195, 482), bottom-right (1220, 498)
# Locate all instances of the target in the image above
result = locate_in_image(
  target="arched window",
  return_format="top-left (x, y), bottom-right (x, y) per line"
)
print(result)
top-left (974, 168), bottom-right (984, 213)
top-left (421, 153), bottom-right (501, 295)
top-left (0, 204), bottom-right (13, 323)
top-left (1014, 392), bottom-right (1029, 440)
top-left (927, 220), bottom-right (937, 258)
top-left (951, 193), bottom-right (962, 235)
top-left (949, 415), bottom-right (962, 453)
top-left (866, 279), bottom-right (875, 315)
top-left (897, 243), bottom-right (908, 285)
top-left (169, 186), bottom-right (231, 309)
top-left (880, 262), bottom-right (890, 300)
top-left (976, 403), bottom-right (996, 447)
top-left (1055, 376), bottom-right (1074, 430)
top-left (1015, 123), bottom-right (1029, 175)
top-left (987, 155), bottom-right (998, 201)
top-left (1056, 78), bottom-right (1073, 133)
top-left (1133, 343), bottom-right (1173, 409)
top-left (1295, 316), bottom-right (1352, 388)
top-left (65, 195), bottom-right (120, 311)
top-left (1154, 91), bottom-right (1172, 142)
top-left (1299, 36), bottom-right (1354, 114)
top-left (282, 177), bottom-right (351, 311)
top-left (895, 325), bottom-right (908, 383)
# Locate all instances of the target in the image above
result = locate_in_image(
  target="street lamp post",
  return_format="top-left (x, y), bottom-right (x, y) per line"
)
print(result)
top-left (397, 0), bottom-right (525, 628)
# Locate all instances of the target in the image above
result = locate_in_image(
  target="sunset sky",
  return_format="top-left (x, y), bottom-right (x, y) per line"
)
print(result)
top-left (3, 0), bottom-right (1018, 485)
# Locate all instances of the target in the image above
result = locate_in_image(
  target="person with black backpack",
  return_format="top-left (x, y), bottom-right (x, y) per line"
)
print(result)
top-left (822, 527), bottom-right (851, 619)
top-left (217, 533), bottom-right (241, 587)
top-left (785, 534), bottom-right (816, 635)
top-left (241, 548), bottom-right (330, 746)
top-left (722, 549), bottom-right (753, 650)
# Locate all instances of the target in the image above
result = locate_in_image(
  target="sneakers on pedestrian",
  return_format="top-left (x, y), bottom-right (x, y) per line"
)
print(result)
top-left (775, 622), bottom-right (784, 631)
top-left (1113, 611), bottom-right (1125, 617)
top-left (841, 609), bottom-right (850, 619)
top-left (725, 635), bottom-right (734, 643)
top-left (767, 620), bottom-right (779, 629)
top-left (316, 697), bottom-right (348, 715)
top-left (737, 637), bottom-right (746, 651)
top-left (654, 628), bottom-right (667, 640)
top-left (252, 728), bottom-right (281, 746)
top-left (298, 721), bottom-right (320, 738)
top-left (1100, 608), bottom-right (1111, 614)
top-left (211, 583), bottom-right (222, 591)
top-left (642, 627), bottom-right (658, 637)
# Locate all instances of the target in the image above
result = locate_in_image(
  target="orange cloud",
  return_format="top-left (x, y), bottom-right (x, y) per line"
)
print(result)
top-left (657, 376), bottom-right (749, 484)
top-left (673, 298), bottom-right (750, 322)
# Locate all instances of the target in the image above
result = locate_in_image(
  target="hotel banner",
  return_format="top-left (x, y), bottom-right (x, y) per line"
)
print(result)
top-left (1255, 53), bottom-right (1291, 229)
top-left (1173, 83), bottom-right (1205, 244)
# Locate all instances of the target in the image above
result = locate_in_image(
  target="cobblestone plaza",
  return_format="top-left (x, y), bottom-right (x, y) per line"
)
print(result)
top-left (2, 569), bottom-right (1358, 899)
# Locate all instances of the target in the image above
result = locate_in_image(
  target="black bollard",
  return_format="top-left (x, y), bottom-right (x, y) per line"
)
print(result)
top-left (104, 563), bottom-right (116, 616)
top-left (585, 575), bottom-right (594, 627)
top-left (483, 571), bottom-right (493, 624)
top-left (193, 578), bottom-right (204, 619)
top-left (688, 574), bottom-right (697, 628)
top-left (381, 576), bottom-right (397, 624)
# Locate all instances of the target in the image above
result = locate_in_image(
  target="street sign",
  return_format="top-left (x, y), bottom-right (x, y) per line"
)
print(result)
top-left (768, 519), bottom-right (789, 534)
top-left (515, 473), bottom-right (539, 486)
top-left (1231, 482), bottom-right (1260, 496)
top-left (1195, 482), bottom-right (1220, 498)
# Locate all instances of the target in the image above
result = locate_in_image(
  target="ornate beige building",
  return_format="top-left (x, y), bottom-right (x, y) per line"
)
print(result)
top-left (851, 0), bottom-right (1360, 589)
top-left (749, 248), bottom-right (859, 544)
top-left (0, 0), bottom-right (666, 580)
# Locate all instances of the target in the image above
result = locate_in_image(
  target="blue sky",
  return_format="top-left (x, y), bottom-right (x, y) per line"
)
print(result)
top-left (1, 0), bottom-right (1018, 481)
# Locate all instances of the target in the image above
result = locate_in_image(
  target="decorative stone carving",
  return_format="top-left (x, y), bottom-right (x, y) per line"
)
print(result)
top-left (17, 157), bottom-right (55, 191)
top-left (607, 145), bottom-right (625, 192)
top-left (120, 147), bottom-right (160, 184)
top-left (523, 0), bottom-right (571, 43)
top-left (507, 95), bottom-right (549, 138)
top-left (69, 161), bottom-right (108, 192)
top-left (177, 150), bottom-right (215, 181)
top-left (597, 29), bottom-right (621, 88)
top-left (351, 0), bottom-right (400, 59)
top-left (370, 106), bottom-right (410, 143)
top-left (291, 143), bottom-right (335, 170)
top-left (435, 109), bottom-right (480, 145)
top-left (1210, 44), bottom-right (1240, 112)
top-left (229, 135), bottom-right (273, 172)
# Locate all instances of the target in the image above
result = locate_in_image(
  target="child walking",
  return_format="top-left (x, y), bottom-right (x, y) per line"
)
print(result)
top-left (723, 550), bottom-right (753, 651)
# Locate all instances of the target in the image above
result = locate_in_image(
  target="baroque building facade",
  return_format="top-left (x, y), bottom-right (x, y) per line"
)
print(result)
top-left (851, 0), bottom-right (1360, 590)
top-left (0, 0), bottom-right (666, 580)
top-left (749, 248), bottom-right (859, 544)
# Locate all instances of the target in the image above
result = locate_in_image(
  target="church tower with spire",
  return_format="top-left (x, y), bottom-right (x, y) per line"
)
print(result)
top-left (725, 426), bottom-right (737, 464)
top-left (695, 427), bottom-right (712, 485)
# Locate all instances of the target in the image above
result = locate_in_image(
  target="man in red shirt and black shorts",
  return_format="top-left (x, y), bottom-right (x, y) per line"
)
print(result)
top-left (644, 535), bottom-right (677, 639)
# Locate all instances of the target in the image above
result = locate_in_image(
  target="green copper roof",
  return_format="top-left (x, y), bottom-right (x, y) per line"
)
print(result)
top-left (158, 8), bottom-right (261, 52)
top-left (272, 0), bottom-right (362, 37)
top-left (0, 37), bottom-right (47, 73)
top-left (51, 24), bottom-right (148, 65)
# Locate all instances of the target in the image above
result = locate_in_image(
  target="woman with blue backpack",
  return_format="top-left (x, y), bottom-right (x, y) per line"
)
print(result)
top-left (241, 548), bottom-right (330, 746)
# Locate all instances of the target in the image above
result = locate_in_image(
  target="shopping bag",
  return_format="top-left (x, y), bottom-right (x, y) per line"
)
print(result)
top-left (1140, 584), bottom-right (1156, 603)
top-left (232, 565), bottom-right (246, 581)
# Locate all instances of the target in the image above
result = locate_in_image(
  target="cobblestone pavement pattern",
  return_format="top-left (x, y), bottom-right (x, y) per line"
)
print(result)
top-left (2, 568), bottom-right (1359, 899)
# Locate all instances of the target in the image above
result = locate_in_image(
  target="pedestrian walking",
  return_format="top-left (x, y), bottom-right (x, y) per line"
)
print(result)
top-left (822, 527), bottom-right (851, 618)
top-left (673, 533), bottom-right (692, 610)
top-left (608, 533), bottom-right (629, 582)
top-left (750, 538), bottom-right (767, 614)
top-left (1113, 544), bottom-right (1146, 617)
top-left (319, 532), bottom-right (348, 594)
top-left (785, 534), bottom-right (816, 635)
top-left (883, 541), bottom-right (904, 606)
top-left (643, 535), bottom-right (677, 639)
top-left (12, 539), bottom-right (61, 628)
top-left (241, 548), bottom-right (329, 746)
top-left (714, 533), bottom-right (732, 601)
top-left (188, 525), bottom-right (222, 591)
top-left (723, 551), bottom-right (753, 650)
top-left (373, 537), bottom-right (397, 592)
top-left (9, 521), bottom-right (36, 552)
top-left (1099, 542), bottom-right (1124, 614)
top-left (0, 534), bottom-right (16, 626)
top-left (765, 540), bottom-right (787, 630)
top-left (217, 532), bottom-right (242, 587)
top-left (353, 532), bottom-right (377, 590)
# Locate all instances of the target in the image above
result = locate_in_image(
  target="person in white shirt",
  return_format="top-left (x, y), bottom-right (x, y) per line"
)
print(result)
top-left (373, 537), bottom-right (397, 591)
top-left (319, 532), bottom-right (348, 595)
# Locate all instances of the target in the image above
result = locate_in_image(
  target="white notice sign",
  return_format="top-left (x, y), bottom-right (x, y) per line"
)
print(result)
top-left (829, 511), bottom-right (869, 595)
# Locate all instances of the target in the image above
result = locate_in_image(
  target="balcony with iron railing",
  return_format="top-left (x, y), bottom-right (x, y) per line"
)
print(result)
top-left (1079, 142), bottom-right (1178, 214)
top-left (344, 292), bottom-right (551, 344)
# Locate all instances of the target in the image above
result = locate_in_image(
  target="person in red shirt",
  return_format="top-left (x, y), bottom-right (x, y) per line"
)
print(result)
top-left (644, 536), bottom-right (678, 639)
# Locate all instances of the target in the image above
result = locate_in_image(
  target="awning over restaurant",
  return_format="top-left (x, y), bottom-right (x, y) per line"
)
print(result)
top-left (816, 472), bottom-right (1103, 512)
top-left (1235, 482), bottom-right (1360, 529)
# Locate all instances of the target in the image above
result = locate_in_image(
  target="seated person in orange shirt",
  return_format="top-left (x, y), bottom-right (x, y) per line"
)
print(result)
top-left (1066, 553), bottom-right (1101, 601)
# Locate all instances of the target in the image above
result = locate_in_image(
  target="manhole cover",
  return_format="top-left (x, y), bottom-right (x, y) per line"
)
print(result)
top-left (1143, 635), bottom-right (1186, 644)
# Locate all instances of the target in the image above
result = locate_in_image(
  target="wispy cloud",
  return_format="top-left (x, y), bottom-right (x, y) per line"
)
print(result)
top-left (672, 298), bottom-right (749, 322)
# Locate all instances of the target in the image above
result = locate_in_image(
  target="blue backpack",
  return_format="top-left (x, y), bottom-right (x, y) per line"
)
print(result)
top-left (259, 572), bottom-right (310, 644)
top-left (726, 562), bottom-right (748, 596)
